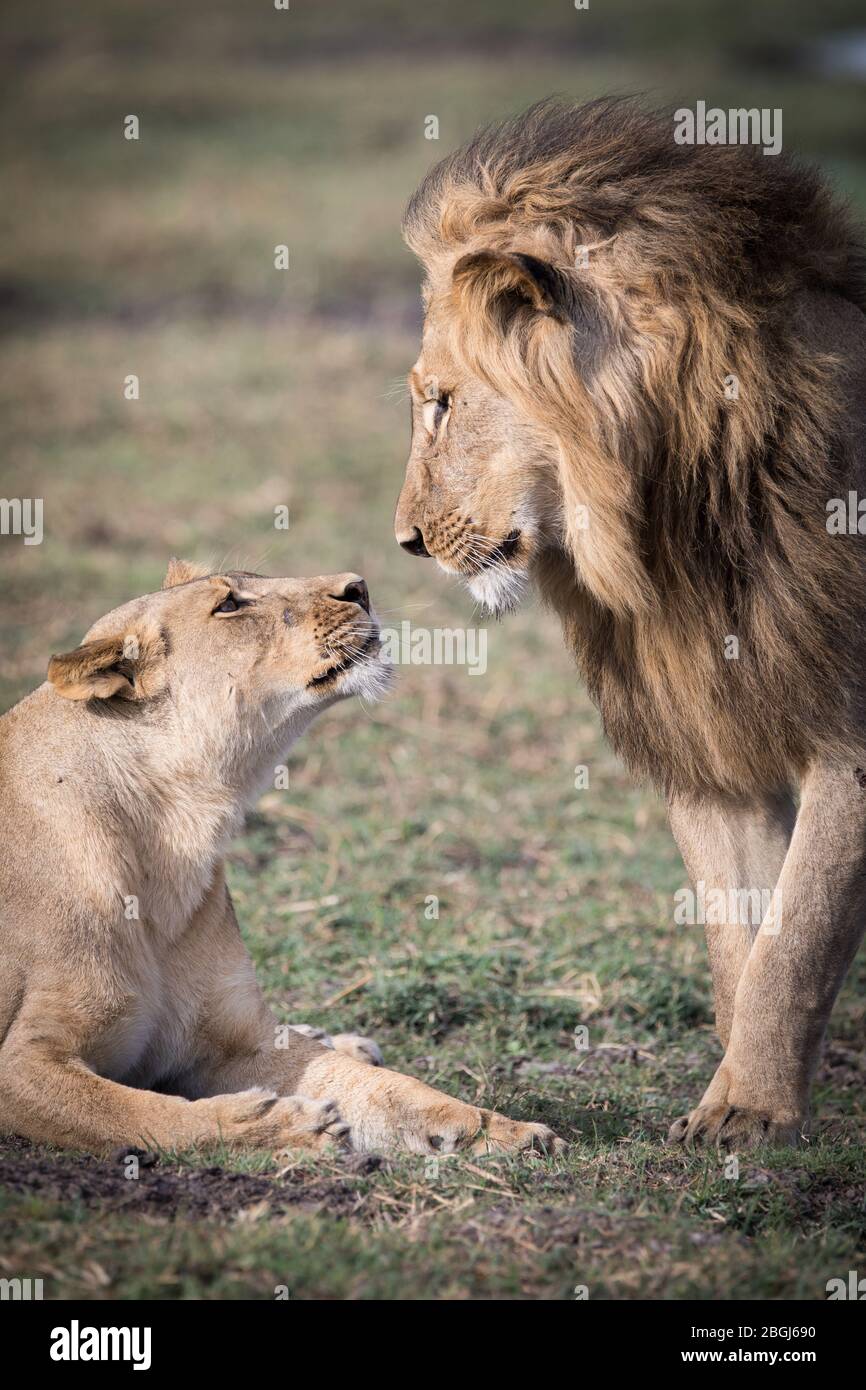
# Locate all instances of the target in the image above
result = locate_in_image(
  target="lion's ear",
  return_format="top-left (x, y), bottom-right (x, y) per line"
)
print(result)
top-left (452, 249), bottom-right (573, 322)
top-left (451, 247), bottom-right (605, 373)
top-left (48, 625), bottom-right (166, 702)
top-left (163, 557), bottom-right (209, 589)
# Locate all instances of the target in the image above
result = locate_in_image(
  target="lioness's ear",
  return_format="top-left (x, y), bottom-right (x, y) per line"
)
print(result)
top-left (452, 249), bottom-right (573, 323)
top-left (48, 625), bottom-right (166, 702)
top-left (163, 557), bottom-right (209, 589)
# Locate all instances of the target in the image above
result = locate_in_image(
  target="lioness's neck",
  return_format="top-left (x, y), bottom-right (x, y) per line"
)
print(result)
top-left (16, 685), bottom-right (315, 932)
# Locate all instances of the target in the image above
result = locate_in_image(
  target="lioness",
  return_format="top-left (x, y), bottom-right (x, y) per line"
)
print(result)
top-left (395, 98), bottom-right (866, 1148)
top-left (0, 559), bottom-right (561, 1157)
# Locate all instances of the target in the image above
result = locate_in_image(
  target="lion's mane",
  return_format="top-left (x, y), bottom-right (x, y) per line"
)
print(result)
top-left (404, 99), bottom-right (866, 795)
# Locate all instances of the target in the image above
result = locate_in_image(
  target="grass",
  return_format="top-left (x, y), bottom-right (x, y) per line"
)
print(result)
top-left (4, 1142), bottom-right (865, 1300)
top-left (1, 0), bottom-right (866, 1300)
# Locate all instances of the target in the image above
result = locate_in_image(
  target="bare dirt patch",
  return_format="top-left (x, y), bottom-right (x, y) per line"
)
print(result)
top-left (0, 1136), bottom-right (382, 1222)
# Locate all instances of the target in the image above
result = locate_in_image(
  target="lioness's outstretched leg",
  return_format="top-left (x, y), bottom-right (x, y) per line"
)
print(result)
top-left (667, 790), bottom-right (796, 1046)
top-left (180, 889), bottom-right (563, 1156)
top-left (191, 1001), bottom-right (561, 1157)
top-left (0, 1004), bottom-right (349, 1156)
top-left (670, 761), bottom-right (866, 1148)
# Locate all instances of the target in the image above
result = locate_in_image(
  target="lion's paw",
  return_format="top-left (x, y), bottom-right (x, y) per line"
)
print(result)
top-left (668, 1102), bottom-right (803, 1151)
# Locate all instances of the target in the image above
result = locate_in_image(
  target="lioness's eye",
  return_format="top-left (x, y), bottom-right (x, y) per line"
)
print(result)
top-left (421, 392), bottom-right (451, 438)
top-left (213, 595), bottom-right (240, 614)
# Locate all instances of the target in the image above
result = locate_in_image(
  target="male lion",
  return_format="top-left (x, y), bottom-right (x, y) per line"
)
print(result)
top-left (0, 559), bottom-right (561, 1157)
top-left (395, 98), bottom-right (866, 1149)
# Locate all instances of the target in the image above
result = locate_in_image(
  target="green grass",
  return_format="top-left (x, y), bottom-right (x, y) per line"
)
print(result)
top-left (3, 1139), bottom-right (864, 1300)
top-left (1, 0), bottom-right (865, 1300)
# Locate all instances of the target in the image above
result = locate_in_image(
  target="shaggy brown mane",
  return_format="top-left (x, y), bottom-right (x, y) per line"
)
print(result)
top-left (404, 98), bottom-right (866, 796)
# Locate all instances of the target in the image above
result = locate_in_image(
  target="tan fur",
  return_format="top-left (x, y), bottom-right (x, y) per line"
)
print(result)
top-left (0, 562), bottom-right (562, 1158)
top-left (396, 99), bottom-right (866, 1147)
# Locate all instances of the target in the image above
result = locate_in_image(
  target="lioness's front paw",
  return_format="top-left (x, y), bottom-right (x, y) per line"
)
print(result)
top-left (415, 1108), bottom-right (565, 1157)
top-left (474, 1112), bottom-right (567, 1157)
top-left (273, 1095), bottom-right (352, 1153)
top-left (216, 1089), bottom-right (351, 1153)
top-left (668, 1103), bottom-right (803, 1151)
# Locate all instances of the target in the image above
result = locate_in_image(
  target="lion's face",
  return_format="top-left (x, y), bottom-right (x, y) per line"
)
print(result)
top-left (395, 313), bottom-right (559, 615)
top-left (48, 561), bottom-right (391, 761)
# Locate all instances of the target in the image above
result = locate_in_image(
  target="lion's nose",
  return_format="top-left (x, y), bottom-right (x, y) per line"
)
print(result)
top-left (397, 526), bottom-right (430, 558)
top-left (331, 577), bottom-right (370, 613)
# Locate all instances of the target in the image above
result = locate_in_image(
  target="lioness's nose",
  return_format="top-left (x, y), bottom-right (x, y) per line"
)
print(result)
top-left (397, 526), bottom-right (430, 558)
top-left (330, 577), bottom-right (370, 613)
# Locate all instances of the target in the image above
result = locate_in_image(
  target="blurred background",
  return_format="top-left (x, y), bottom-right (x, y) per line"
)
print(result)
top-left (1, 0), bottom-right (865, 1299)
top-left (2, 0), bottom-right (866, 697)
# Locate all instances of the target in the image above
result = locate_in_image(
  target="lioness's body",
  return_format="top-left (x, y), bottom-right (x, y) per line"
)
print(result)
top-left (396, 99), bottom-right (866, 1148)
top-left (0, 562), bottom-right (560, 1157)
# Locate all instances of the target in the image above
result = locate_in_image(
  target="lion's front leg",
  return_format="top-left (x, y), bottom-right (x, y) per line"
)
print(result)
top-left (670, 760), bottom-right (866, 1150)
top-left (667, 788), bottom-right (795, 1048)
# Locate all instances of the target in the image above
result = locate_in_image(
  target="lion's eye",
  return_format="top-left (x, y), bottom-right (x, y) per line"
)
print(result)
top-left (213, 595), bottom-right (240, 614)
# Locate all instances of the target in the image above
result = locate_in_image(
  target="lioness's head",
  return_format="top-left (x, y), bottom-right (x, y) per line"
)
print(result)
top-left (47, 559), bottom-right (390, 787)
